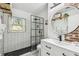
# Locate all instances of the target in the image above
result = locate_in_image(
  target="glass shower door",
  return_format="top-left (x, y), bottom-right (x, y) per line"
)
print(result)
top-left (31, 15), bottom-right (44, 50)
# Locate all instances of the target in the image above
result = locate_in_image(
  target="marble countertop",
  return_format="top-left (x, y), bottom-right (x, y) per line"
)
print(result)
top-left (42, 39), bottom-right (79, 53)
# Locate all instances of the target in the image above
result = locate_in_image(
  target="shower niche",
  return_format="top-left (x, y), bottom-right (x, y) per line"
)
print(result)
top-left (31, 15), bottom-right (44, 50)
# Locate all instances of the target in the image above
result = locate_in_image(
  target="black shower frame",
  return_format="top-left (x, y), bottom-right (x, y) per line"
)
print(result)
top-left (30, 15), bottom-right (44, 50)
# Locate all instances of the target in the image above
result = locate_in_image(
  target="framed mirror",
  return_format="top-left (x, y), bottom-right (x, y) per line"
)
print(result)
top-left (51, 3), bottom-right (79, 42)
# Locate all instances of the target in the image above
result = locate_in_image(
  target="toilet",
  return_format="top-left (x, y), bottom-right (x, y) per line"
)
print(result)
top-left (37, 44), bottom-right (41, 56)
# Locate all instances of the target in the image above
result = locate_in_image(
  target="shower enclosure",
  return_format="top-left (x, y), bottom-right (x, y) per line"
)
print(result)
top-left (30, 15), bottom-right (44, 50)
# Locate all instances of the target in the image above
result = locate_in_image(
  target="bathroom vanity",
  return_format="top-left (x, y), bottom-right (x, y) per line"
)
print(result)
top-left (44, 3), bottom-right (79, 56)
top-left (41, 39), bottom-right (79, 56)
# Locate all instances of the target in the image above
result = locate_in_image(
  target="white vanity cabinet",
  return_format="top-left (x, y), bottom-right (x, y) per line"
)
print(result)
top-left (41, 39), bottom-right (79, 56)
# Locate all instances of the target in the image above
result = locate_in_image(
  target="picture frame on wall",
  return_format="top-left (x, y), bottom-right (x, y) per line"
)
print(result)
top-left (8, 15), bottom-right (26, 32)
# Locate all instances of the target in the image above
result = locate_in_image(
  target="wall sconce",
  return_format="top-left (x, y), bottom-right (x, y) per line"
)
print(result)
top-left (65, 3), bottom-right (79, 9)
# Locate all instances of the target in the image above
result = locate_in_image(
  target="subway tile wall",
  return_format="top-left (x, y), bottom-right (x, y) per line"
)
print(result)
top-left (3, 12), bottom-right (31, 53)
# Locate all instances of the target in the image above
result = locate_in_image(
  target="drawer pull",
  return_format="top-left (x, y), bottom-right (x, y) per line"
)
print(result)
top-left (74, 54), bottom-right (79, 56)
top-left (46, 45), bottom-right (51, 49)
top-left (46, 52), bottom-right (50, 55)
top-left (62, 53), bottom-right (66, 56)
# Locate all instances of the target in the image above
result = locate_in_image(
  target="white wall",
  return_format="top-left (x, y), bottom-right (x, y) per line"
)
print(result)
top-left (4, 8), bottom-right (31, 53)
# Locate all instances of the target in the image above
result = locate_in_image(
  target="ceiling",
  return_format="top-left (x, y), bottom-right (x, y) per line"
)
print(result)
top-left (12, 3), bottom-right (47, 14)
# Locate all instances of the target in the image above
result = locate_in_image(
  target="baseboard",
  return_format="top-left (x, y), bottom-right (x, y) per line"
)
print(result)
top-left (4, 45), bottom-right (37, 56)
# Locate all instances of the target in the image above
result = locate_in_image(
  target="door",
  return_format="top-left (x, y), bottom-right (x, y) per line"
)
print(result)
top-left (31, 15), bottom-right (44, 50)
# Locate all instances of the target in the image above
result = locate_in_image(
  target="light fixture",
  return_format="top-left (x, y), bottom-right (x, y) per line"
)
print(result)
top-left (65, 3), bottom-right (79, 9)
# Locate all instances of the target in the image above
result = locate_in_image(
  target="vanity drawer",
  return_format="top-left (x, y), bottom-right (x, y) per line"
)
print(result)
top-left (41, 41), bottom-right (62, 56)
top-left (41, 49), bottom-right (55, 56)
top-left (68, 50), bottom-right (79, 56)
top-left (73, 53), bottom-right (79, 56)
top-left (56, 47), bottom-right (79, 56)
top-left (41, 41), bottom-right (53, 51)
top-left (41, 45), bottom-right (64, 56)
top-left (61, 49), bottom-right (75, 56)
top-left (52, 46), bottom-right (76, 56)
